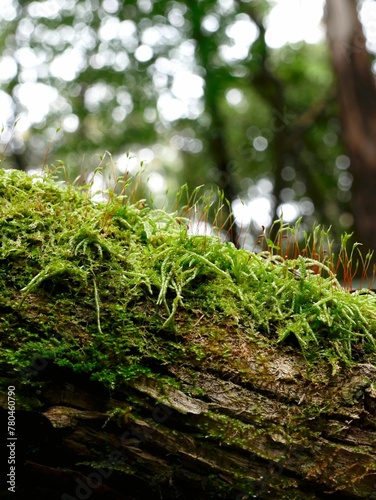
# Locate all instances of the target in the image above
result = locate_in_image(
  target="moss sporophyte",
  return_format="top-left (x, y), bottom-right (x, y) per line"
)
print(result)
top-left (0, 167), bottom-right (375, 390)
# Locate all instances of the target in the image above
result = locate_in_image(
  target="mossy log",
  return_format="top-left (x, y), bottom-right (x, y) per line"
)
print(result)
top-left (0, 169), bottom-right (375, 499)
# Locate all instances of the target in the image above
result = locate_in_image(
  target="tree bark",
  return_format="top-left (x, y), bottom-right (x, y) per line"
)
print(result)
top-left (1, 352), bottom-right (376, 499)
top-left (326, 0), bottom-right (376, 252)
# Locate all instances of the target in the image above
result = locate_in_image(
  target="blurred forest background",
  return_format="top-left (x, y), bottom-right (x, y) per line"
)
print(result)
top-left (1, 0), bottom-right (376, 257)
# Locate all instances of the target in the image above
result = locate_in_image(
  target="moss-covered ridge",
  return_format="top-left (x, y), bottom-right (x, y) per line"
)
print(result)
top-left (0, 168), bottom-right (375, 389)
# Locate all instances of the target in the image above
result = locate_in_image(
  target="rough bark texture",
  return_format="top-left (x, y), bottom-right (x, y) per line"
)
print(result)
top-left (326, 0), bottom-right (376, 252)
top-left (1, 351), bottom-right (376, 499)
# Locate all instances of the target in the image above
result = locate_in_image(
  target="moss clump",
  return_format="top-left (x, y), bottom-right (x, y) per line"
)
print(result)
top-left (0, 168), bottom-right (375, 390)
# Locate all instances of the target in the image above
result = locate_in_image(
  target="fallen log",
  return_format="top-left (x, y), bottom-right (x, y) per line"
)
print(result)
top-left (0, 169), bottom-right (375, 499)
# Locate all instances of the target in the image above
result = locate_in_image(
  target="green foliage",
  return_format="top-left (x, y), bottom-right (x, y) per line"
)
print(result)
top-left (0, 0), bottom-right (350, 240)
top-left (0, 169), bottom-right (375, 392)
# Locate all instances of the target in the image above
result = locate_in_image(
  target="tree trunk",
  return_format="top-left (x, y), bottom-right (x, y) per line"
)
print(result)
top-left (325, 0), bottom-right (376, 253)
top-left (190, 4), bottom-right (241, 244)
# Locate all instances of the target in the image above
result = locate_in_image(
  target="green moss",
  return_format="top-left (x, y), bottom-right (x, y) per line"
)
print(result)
top-left (0, 167), bottom-right (375, 392)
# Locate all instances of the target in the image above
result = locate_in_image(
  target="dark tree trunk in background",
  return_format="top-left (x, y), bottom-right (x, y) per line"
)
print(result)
top-left (326, 0), bottom-right (376, 254)
top-left (240, 2), bottom-right (335, 235)
top-left (190, 5), bottom-right (239, 244)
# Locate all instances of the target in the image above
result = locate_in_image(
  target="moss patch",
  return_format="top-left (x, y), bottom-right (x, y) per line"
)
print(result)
top-left (0, 168), bottom-right (375, 392)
